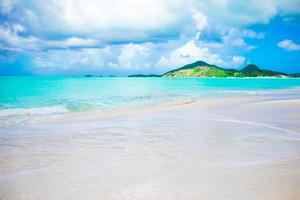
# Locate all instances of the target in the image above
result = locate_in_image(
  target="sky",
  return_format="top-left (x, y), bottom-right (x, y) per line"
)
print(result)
top-left (0, 0), bottom-right (300, 76)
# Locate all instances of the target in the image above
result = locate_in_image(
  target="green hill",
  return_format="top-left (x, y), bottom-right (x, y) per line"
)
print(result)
top-left (241, 64), bottom-right (287, 77)
top-left (163, 61), bottom-right (288, 78)
top-left (291, 73), bottom-right (300, 77)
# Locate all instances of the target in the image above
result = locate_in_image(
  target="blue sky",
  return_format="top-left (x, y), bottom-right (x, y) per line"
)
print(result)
top-left (0, 0), bottom-right (300, 76)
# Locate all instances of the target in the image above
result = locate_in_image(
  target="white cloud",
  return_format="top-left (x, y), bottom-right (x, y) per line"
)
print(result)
top-left (156, 40), bottom-right (246, 69)
top-left (232, 38), bottom-right (247, 47)
top-left (1, 0), bottom-right (299, 51)
top-left (62, 37), bottom-right (98, 47)
top-left (113, 43), bottom-right (152, 70)
top-left (192, 10), bottom-right (207, 31)
top-left (243, 29), bottom-right (265, 39)
top-left (1, 0), bottom-right (300, 74)
top-left (0, 0), bottom-right (16, 13)
top-left (276, 0), bottom-right (300, 14)
top-left (3, 0), bottom-right (300, 43)
top-left (230, 55), bottom-right (246, 67)
top-left (11, 0), bottom-right (191, 41)
top-left (277, 39), bottom-right (300, 51)
top-left (193, 0), bottom-right (300, 27)
top-left (230, 38), bottom-right (256, 51)
top-left (0, 25), bottom-right (101, 51)
top-left (0, 24), bottom-right (40, 51)
top-left (33, 39), bottom-right (247, 74)
top-left (220, 28), bottom-right (257, 51)
top-left (33, 47), bottom-right (112, 71)
top-left (156, 40), bottom-right (220, 69)
top-left (33, 43), bottom-right (154, 73)
top-left (61, 0), bottom-right (179, 31)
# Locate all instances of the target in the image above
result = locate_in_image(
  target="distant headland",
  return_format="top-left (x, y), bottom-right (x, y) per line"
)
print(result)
top-left (127, 61), bottom-right (300, 78)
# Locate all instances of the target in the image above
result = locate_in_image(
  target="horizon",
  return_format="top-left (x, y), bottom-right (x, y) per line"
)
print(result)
top-left (1, 60), bottom-right (300, 77)
top-left (1, 1), bottom-right (300, 76)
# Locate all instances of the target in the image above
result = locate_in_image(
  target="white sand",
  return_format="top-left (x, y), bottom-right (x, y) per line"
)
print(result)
top-left (0, 94), bottom-right (300, 200)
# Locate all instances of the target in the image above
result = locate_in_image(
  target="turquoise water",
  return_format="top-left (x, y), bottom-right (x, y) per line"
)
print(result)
top-left (1, 77), bottom-right (300, 116)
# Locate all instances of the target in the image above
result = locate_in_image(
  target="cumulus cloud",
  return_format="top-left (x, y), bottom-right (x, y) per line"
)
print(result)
top-left (230, 55), bottom-right (246, 67)
top-left (31, 35), bottom-right (248, 75)
top-left (62, 37), bottom-right (98, 48)
top-left (220, 28), bottom-right (257, 51)
top-left (0, 24), bottom-right (101, 51)
top-left (32, 43), bottom-right (155, 73)
top-left (112, 43), bottom-right (152, 70)
top-left (192, 10), bottom-right (208, 31)
top-left (1, 0), bottom-right (300, 74)
top-left (243, 30), bottom-right (265, 39)
top-left (2, 0), bottom-right (300, 43)
top-left (33, 47), bottom-right (112, 72)
top-left (156, 40), bottom-right (246, 69)
top-left (0, 0), bottom-right (16, 13)
top-left (194, 0), bottom-right (300, 28)
top-left (6, 0), bottom-right (191, 42)
top-left (156, 41), bottom-right (219, 69)
top-left (277, 39), bottom-right (300, 51)
top-left (232, 38), bottom-right (247, 47)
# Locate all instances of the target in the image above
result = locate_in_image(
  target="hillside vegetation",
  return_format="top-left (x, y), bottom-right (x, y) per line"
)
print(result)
top-left (163, 61), bottom-right (289, 78)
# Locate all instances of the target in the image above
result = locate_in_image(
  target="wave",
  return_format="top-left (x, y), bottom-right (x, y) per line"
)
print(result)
top-left (0, 106), bottom-right (69, 117)
top-left (65, 103), bottom-right (95, 112)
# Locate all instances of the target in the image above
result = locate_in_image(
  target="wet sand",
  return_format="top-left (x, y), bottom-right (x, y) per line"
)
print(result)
top-left (0, 94), bottom-right (300, 200)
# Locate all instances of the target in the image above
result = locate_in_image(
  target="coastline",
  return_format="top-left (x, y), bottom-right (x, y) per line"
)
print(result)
top-left (1, 89), bottom-right (300, 199)
top-left (1, 87), bottom-right (300, 126)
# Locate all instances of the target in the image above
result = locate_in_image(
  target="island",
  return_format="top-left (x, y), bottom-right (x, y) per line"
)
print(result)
top-left (128, 74), bottom-right (161, 77)
top-left (128, 60), bottom-right (298, 78)
top-left (291, 73), bottom-right (300, 77)
top-left (84, 75), bottom-right (103, 77)
top-left (162, 61), bottom-right (290, 78)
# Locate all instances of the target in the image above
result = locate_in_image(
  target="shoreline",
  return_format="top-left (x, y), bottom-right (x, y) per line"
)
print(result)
top-left (1, 86), bottom-right (300, 124)
top-left (25, 90), bottom-right (300, 128)
top-left (1, 89), bottom-right (300, 199)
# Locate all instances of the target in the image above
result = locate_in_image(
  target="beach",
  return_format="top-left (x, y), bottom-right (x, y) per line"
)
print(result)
top-left (1, 0), bottom-right (300, 198)
top-left (1, 90), bottom-right (300, 200)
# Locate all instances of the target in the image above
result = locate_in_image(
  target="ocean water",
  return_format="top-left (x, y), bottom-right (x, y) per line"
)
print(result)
top-left (1, 76), bottom-right (300, 116)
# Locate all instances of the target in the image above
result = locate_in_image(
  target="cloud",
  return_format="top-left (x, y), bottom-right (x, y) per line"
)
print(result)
top-left (2, 0), bottom-right (300, 44)
top-left (33, 47), bottom-right (112, 72)
top-left (27, 34), bottom-right (248, 75)
top-left (231, 55), bottom-right (246, 66)
top-left (0, 0), bottom-right (16, 13)
top-left (62, 37), bottom-right (98, 48)
top-left (195, 0), bottom-right (300, 28)
top-left (277, 39), bottom-right (300, 51)
top-left (156, 40), bottom-right (246, 69)
top-left (1, 0), bottom-right (300, 74)
top-left (4, 0), bottom-right (191, 42)
top-left (220, 28), bottom-right (257, 51)
top-left (32, 43), bottom-right (156, 74)
top-left (243, 30), bottom-right (265, 39)
top-left (0, 24), bottom-right (101, 51)
top-left (112, 43), bottom-right (152, 70)
top-left (192, 10), bottom-right (208, 31)
top-left (1, 1), bottom-right (299, 50)
top-left (232, 38), bottom-right (247, 47)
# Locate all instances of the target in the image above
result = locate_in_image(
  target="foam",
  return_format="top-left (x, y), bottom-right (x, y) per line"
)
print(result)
top-left (0, 106), bottom-right (69, 117)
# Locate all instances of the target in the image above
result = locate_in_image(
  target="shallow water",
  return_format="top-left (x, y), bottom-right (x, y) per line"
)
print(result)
top-left (1, 77), bottom-right (300, 116)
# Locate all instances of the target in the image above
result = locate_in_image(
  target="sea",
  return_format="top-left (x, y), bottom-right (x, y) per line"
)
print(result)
top-left (1, 76), bottom-right (300, 117)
